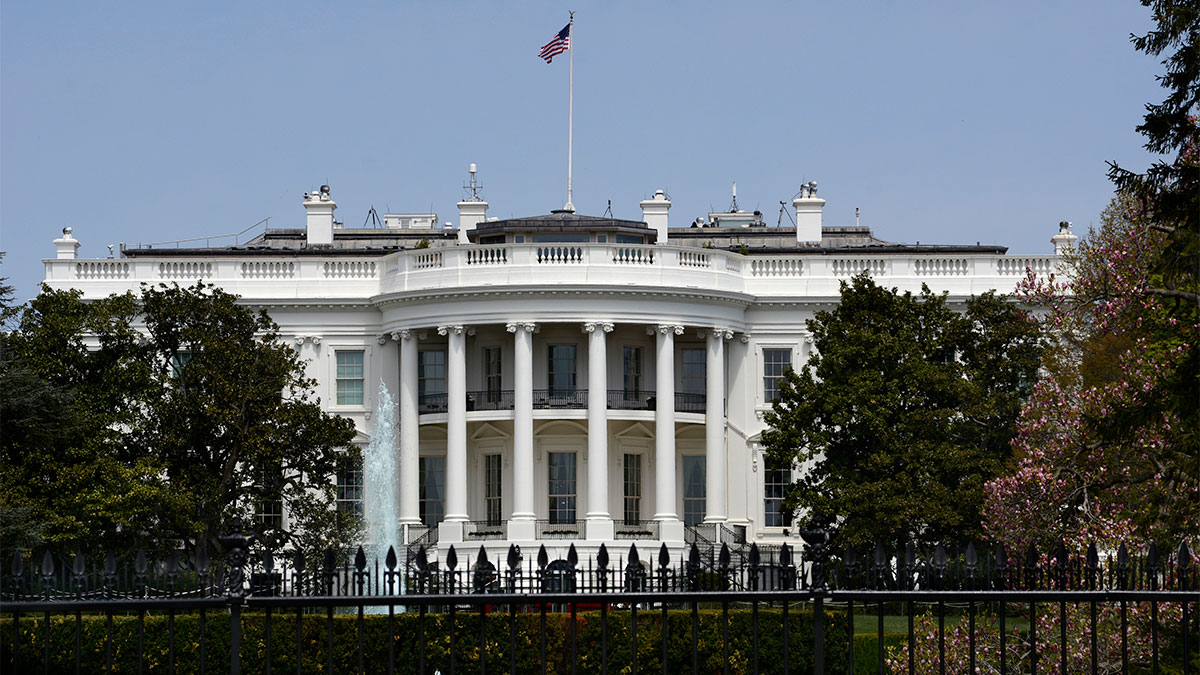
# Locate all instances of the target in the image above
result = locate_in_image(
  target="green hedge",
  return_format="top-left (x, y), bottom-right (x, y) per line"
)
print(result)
top-left (2, 607), bottom-right (855, 674)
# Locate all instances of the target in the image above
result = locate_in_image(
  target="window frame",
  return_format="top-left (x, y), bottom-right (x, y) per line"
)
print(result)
top-left (547, 344), bottom-right (577, 397)
top-left (682, 455), bottom-right (706, 526)
top-left (419, 455), bottom-right (446, 527)
top-left (761, 347), bottom-right (793, 404)
top-left (763, 457), bottom-right (793, 528)
top-left (622, 453), bottom-right (642, 525)
top-left (484, 453), bottom-right (503, 526)
top-left (335, 350), bottom-right (366, 407)
top-left (547, 451), bottom-right (577, 525)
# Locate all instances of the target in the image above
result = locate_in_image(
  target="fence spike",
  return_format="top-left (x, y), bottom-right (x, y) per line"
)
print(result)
top-left (658, 543), bottom-right (670, 570)
top-left (323, 547), bottom-right (336, 574)
top-left (749, 542), bottom-right (760, 569)
top-left (135, 549), bottom-right (148, 575)
top-left (9, 551), bottom-right (23, 577)
top-left (597, 543), bottom-right (609, 571)
top-left (354, 546), bottom-right (367, 572)
top-left (965, 541), bottom-right (978, 567)
top-left (386, 546), bottom-right (398, 571)
top-left (263, 549), bottom-right (275, 574)
top-left (41, 551), bottom-right (55, 578)
top-left (292, 547), bottom-right (305, 573)
top-left (567, 543), bottom-right (578, 569)
top-left (718, 543), bottom-right (730, 570)
top-left (537, 545), bottom-right (548, 571)
top-left (104, 551), bottom-right (118, 577)
top-left (446, 545), bottom-right (458, 571)
top-left (415, 545), bottom-right (428, 573)
top-left (506, 544), bottom-right (521, 571)
top-left (71, 552), bottom-right (85, 577)
top-left (477, 545), bottom-right (490, 568)
top-left (628, 543), bottom-right (641, 569)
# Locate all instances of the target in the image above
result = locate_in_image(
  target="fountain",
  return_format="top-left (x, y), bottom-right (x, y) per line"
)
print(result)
top-left (363, 381), bottom-right (401, 605)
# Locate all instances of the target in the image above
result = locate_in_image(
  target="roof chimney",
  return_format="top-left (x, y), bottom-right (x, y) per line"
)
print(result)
top-left (54, 227), bottom-right (80, 259)
top-left (792, 181), bottom-right (824, 244)
top-left (304, 185), bottom-right (336, 246)
top-left (640, 190), bottom-right (671, 243)
top-left (457, 163), bottom-right (489, 243)
top-left (1051, 221), bottom-right (1078, 255)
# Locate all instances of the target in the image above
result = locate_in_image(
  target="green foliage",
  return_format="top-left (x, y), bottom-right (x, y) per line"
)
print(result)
top-left (0, 283), bottom-right (359, 559)
top-left (761, 273), bottom-right (1043, 551)
top-left (0, 608), bottom-right (855, 674)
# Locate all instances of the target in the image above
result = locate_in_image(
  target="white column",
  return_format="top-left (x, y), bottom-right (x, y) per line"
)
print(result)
top-left (704, 329), bottom-right (732, 523)
top-left (584, 321), bottom-right (614, 540)
top-left (506, 322), bottom-right (537, 541)
top-left (440, 325), bottom-right (468, 538)
top-left (397, 331), bottom-right (421, 528)
top-left (652, 324), bottom-right (684, 541)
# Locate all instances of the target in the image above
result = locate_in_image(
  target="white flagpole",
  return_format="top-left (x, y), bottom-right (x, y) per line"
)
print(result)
top-left (565, 11), bottom-right (575, 212)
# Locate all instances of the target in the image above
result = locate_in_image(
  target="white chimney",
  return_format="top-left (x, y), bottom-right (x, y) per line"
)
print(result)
top-left (1051, 221), bottom-right (1078, 255)
top-left (640, 190), bottom-right (671, 243)
top-left (457, 163), bottom-right (489, 243)
top-left (792, 181), bottom-right (824, 244)
top-left (304, 185), bottom-right (337, 246)
top-left (54, 227), bottom-right (80, 259)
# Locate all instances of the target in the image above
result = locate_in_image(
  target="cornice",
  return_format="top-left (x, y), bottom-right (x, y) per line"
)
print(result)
top-left (371, 285), bottom-right (754, 309)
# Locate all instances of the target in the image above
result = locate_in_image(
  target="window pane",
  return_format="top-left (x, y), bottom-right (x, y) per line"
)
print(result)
top-left (419, 456), bottom-right (446, 526)
top-left (336, 350), bottom-right (365, 406)
top-left (762, 348), bottom-right (792, 403)
top-left (337, 454), bottom-right (363, 517)
top-left (548, 345), bottom-right (576, 395)
top-left (622, 347), bottom-right (642, 398)
top-left (485, 454), bottom-right (502, 526)
top-left (763, 458), bottom-right (792, 527)
top-left (419, 351), bottom-right (447, 397)
top-left (547, 452), bottom-right (576, 524)
top-left (683, 456), bottom-right (706, 526)
top-left (681, 348), bottom-right (706, 394)
top-left (623, 454), bottom-right (641, 525)
top-left (484, 347), bottom-right (502, 401)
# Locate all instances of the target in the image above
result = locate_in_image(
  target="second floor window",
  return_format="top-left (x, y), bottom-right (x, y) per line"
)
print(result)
top-left (622, 346), bottom-right (642, 399)
top-left (681, 347), bottom-right (706, 394)
top-left (336, 350), bottom-right (364, 406)
top-left (548, 345), bottom-right (576, 396)
top-left (483, 347), bottom-right (502, 402)
top-left (762, 348), bottom-right (792, 403)
top-left (419, 350), bottom-right (447, 401)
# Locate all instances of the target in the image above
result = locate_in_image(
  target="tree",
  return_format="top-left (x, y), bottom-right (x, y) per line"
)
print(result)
top-left (761, 273), bottom-right (1042, 551)
top-left (1, 283), bottom-right (360, 557)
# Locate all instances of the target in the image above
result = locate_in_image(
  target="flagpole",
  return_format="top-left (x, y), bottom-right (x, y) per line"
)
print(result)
top-left (565, 11), bottom-right (575, 212)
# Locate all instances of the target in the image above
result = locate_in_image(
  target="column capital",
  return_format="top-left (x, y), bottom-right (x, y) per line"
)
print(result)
top-left (377, 335), bottom-right (389, 345)
top-left (506, 322), bottom-right (537, 334)
top-left (394, 330), bottom-right (411, 341)
top-left (699, 327), bottom-right (734, 341)
top-left (438, 325), bottom-right (466, 336)
top-left (309, 336), bottom-right (322, 346)
top-left (293, 336), bottom-right (306, 346)
top-left (739, 333), bottom-right (751, 344)
top-left (648, 324), bottom-right (684, 336)
top-left (582, 321), bottom-right (614, 334)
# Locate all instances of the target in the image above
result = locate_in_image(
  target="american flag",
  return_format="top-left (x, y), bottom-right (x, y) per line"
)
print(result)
top-left (538, 23), bottom-right (571, 64)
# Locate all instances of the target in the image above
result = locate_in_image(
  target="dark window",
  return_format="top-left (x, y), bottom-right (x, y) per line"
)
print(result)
top-left (419, 350), bottom-right (447, 399)
top-left (485, 454), bottom-right (502, 526)
top-left (683, 456), bottom-right (706, 526)
top-left (336, 350), bottom-right (365, 406)
top-left (419, 456), bottom-right (446, 526)
top-left (336, 454), bottom-right (363, 517)
top-left (681, 348), bottom-right (706, 394)
top-left (547, 452), bottom-right (577, 524)
top-left (623, 346), bottom-right (642, 399)
top-left (623, 454), bottom-right (641, 525)
top-left (548, 345), bottom-right (577, 396)
top-left (483, 346), bottom-right (502, 402)
top-left (764, 458), bottom-right (792, 527)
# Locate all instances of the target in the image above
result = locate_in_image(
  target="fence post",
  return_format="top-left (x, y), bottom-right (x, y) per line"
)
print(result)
top-left (218, 518), bottom-right (256, 675)
top-left (801, 522), bottom-right (832, 675)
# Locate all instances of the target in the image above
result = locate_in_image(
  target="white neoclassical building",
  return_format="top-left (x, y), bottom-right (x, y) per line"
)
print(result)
top-left (43, 175), bottom-right (1076, 561)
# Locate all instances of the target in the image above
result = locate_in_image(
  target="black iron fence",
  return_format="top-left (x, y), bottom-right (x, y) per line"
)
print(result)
top-left (1, 522), bottom-right (1195, 674)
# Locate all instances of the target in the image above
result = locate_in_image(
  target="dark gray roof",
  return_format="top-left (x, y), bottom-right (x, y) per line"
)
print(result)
top-left (469, 210), bottom-right (654, 242)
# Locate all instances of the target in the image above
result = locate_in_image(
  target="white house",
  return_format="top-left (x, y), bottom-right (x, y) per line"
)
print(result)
top-left (42, 174), bottom-right (1076, 562)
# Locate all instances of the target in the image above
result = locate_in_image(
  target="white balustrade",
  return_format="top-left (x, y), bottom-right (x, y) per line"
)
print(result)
top-left (158, 261), bottom-right (213, 279)
top-left (831, 258), bottom-right (887, 276)
top-left (914, 258), bottom-right (970, 276)
top-left (537, 245), bottom-right (584, 264)
top-left (74, 261), bottom-right (131, 279)
top-left (465, 246), bottom-right (508, 266)
top-left (611, 246), bottom-right (655, 265)
top-left (413, 251), bottom-right (443, 269)
top-left (241, 261), bottom-right (295, 278)
top-left (998, 257), bottom-right (1054, 276)
top-left (323, 260), bottom-right (377, 278)
top-left (749, 258), bottom-right (803, 277)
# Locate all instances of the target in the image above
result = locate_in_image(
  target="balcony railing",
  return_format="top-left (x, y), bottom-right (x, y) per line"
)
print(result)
top-left (535, 519), bottom-right (581, 539)
top-left (463, 520), bottom-right (506, 540)
top-left (417, 389), bottom-right (708, 414)
top-left (613, 520), bottom-right (660, 540)
top-left (531, 389), bottom-right (587, 409)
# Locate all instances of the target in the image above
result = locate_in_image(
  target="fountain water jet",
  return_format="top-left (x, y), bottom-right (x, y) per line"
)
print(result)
top-left (363, 381), bottom-right (401, 607)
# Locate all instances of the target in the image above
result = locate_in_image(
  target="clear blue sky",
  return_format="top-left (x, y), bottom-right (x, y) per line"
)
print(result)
top-left (1, 2), bottom-right (1164, 303)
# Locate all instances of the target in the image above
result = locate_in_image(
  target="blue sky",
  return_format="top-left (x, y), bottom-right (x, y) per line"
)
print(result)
top-left (1, 2), bottom-right (1164, 303)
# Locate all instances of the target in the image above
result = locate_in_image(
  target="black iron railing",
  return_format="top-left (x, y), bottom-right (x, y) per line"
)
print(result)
top-left (418, 389), bottom-right (709, 414)
top-left (3, 522), bottom-right (1195, 674)
top-left (531, 389), bottom-right (587, 409)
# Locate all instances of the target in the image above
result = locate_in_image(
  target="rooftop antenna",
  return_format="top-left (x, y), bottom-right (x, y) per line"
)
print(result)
top-left (729, 181), bottom-right (739, 212)
top-left (464, 163), bottom-right (483, 201)
top-left (603, 199), bottom-right (613, 218)
top-left (856, 207), bottom-right (860, 227)
top-left (777, 201), bottom-right (796, 227)
top-left (364, 206), bottom-right (382, 228)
